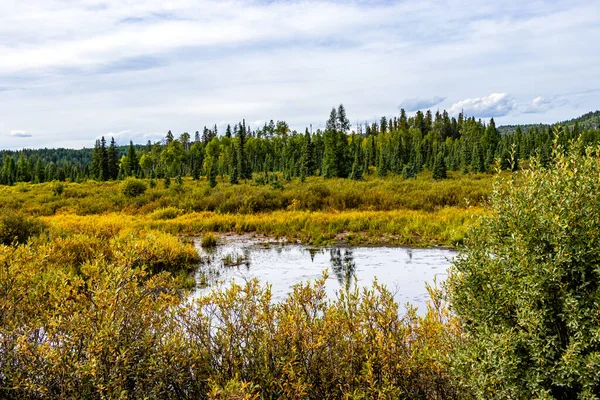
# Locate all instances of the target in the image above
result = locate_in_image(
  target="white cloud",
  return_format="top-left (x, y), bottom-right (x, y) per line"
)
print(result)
top-left (9, 130), bottom-right (32, 137)
top-left (448, 93), bottom-right (517, 118)
top-left (102, 130), bottom-right (164, 146)
top-left (0, 0), bottom-right (599, 148)
top-left (398, 96), bottom-right (446, 112)
top-left (523, 96), bottom-right (571, 114)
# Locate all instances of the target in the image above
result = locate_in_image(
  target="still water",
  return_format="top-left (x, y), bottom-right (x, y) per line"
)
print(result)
top-left (192, 235), bottom-right (456, 311)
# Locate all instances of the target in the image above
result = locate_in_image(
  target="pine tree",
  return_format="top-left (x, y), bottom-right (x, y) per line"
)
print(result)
top-left (208, 160), bottom-right (218, 188)
top-left (126, 141), bottom-right (138, 177)
top-left (34, 158), bottom-right (44, 183)
top-left (100, 136), bottom-right (108, 180)
top-left (108, 137), bottom-right (119, 180)
top-left (337, 104), bottom-right (350, 132)
top-left (380, 116), bottom-right (387, 134)
top-left (230, 143), bottom-right (239, 184)
top-left (323, 107), bottom-right (339, 178)
top-left (399, 109), bottom-right (409, 131)
top-left (432, 151), bottom-right (447, 180)
top-left (165, 130), bottom-right (174, 145)
top-left (90, 139), bottom-right (102, 180)
top-left (299, 128), bottom-right (313, 182)
top-left (237, 120), bottom-right (251, 180)
top-left (471, 142), bottom-right (484, 173)
top-left (349, 140), bottom-right (363, 180)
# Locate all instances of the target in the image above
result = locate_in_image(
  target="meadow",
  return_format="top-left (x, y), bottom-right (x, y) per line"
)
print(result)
top-left (1, 171), bottom-right (490, 247)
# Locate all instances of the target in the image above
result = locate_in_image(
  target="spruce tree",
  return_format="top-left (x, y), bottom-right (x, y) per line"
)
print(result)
top-left (432, 151), bottom-right (447, 180)
top-left (237, 120), bottom-right (251, 180)
top-left (208, 160), bottom-right (218, 188)
top-left (126, 141), bottom-right (138, 177)
top-left (165, 130), bottom-right (174, 145)
top-left (230, 143), bottom-right (239, 184)
top-left (107, 137), bottom-right (119, 180)
top-left (100, 136), bottom-right (108, 180)
top-left (471, 142), bottom-right (484, 173)
top-left (349, 141), bottom-right (363, 180)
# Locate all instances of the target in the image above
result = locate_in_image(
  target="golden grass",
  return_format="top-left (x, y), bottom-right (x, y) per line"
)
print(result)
top-left (41, 207), bottom-right (482, 247)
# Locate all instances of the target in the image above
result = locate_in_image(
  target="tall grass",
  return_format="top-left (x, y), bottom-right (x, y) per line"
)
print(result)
top-left (0, 172), bottom-right (492, 216)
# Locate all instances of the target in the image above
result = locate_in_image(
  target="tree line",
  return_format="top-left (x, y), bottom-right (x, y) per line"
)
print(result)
top-left (2, 105), bottom-right (599, 186)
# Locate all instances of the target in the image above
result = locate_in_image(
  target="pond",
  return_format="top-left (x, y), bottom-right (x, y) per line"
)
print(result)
top-left (191, 235), bottom-right (456, 312)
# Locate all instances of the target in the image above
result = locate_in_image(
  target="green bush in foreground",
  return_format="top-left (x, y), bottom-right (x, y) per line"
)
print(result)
top-left (121, 177), bottom-right (147, 197)
top-left (447, 140), bottom-right (600, 399)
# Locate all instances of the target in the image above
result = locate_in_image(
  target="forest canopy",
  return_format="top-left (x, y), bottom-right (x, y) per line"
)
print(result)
top-left (1, 106), bottom-right (599, 186)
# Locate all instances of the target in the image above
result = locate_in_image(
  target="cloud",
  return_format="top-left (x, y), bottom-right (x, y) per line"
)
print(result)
top-left (9, 130), bottom-right (32, 137)
top-left (522, 96), bottom-right (571, 114)
top-left (448, 93), bottom-right (517, 117)
top-left (101, 130), bottom-right (165, 146)
top-left (0, 0), bottom-right (599, 148)
top-left (398, 96), bottom-right (446, 111)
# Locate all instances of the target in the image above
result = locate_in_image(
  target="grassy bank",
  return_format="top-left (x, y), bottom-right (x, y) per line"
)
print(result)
top-left (0, 172), bottom-right (492, 216)
top-left (2, 172), bottom-right (490, 246)
top-left (42, 207), bottom-right (481, 247)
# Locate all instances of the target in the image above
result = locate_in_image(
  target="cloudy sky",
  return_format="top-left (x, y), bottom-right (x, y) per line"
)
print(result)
top-left (1, 0), bottom-right (599, 149)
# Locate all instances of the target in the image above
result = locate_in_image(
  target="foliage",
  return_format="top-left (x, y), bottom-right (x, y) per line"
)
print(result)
top-left (0, 238), bottom-right (463, 399)
top-left (3, 107), bottom-right (598, 186)
top-left (51, 181), bottom-right (64, 196)
top-left (121, 177), bottom-right (147, 197)
top-left (201, 232), bottom-right (218, 248)
top-left (447, 139), bottom-right (600, 398)
top-left (0, 211), bottom-right (46, 246)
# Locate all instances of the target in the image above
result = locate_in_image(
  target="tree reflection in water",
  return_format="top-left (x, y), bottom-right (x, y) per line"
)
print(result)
top-left (330, 248), bottom-right (356, 285)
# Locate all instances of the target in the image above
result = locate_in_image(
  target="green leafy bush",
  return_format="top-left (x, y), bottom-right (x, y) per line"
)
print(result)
top-left (51, 181), bottom-right (64, 196)
top-left (121, 178), bottom-right (147, 197)
top-left (447, 140), bottom-right (600, 398)
top-left (0, 212), bottom-right (46, 245)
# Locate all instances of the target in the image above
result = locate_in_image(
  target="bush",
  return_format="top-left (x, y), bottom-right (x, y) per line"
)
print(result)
top-left (121, 178), bottom-right (147, 198)
top-left (0, 212), bottom-right (46, 245)
top-left (51, 181), bottom-right (64, 196)
top-left (201, 232), bottom-right (218, 248)
top-left (447, 141), bottom-right (600, 398)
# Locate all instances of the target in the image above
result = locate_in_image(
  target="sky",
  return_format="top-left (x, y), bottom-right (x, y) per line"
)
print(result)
top-left (1, 0), bottom-right (599, 150)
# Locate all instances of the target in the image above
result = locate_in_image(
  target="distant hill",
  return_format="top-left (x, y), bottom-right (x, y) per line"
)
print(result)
top-left (499, 110), bottom-right (600, 134)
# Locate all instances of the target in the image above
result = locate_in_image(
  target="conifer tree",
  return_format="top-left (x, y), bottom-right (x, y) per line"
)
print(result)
top-left (108, 137), bottom-right (119, 180)
top-left (34, 158), bottom-right (44, 183)
top-left (471, 142), bottom-right (484, 173)
top-left (165, 130), bottom-right (174, 145)
top-left (230, 143), bottom-right (239, 184)
top-left (237, 120), bottom-right (251, 180)
top-left (126, 141), bottom-right (138, 177)
top-left (432, 151), bottom-right (447, 180)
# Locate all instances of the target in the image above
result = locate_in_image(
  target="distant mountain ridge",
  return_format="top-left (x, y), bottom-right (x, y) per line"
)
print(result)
top-left (498, 110), bottom-right (600, 134)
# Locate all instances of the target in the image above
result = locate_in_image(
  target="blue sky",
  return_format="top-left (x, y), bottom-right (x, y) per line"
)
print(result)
top-left (1, 0), bottom-right (599, 149)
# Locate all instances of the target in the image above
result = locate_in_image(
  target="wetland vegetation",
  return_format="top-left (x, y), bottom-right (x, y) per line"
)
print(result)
top-left (2, 109), bottom-right (600, 398)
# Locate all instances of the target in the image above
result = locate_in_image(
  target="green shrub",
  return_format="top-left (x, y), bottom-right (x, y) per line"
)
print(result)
top-left (0, 212), bottom-right (46, 245)
top-left (150, 207), bottom-right (182, 220)
top-left (201, 232), bottom-right (218, 247)
top-left (447, 141), bottom-right (600, 398)
top-left (121, 178), bottom-right (147, 198)
top-left (51, 181), bottom-right (64, 197)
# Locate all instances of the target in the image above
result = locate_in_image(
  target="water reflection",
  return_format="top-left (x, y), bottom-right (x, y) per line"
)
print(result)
top-left (308, 248), bottom-right (320, 262)
top-left (330, 248), bottom-right (356, 285)
top-left (193, 235), bottom-right (456, 313)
